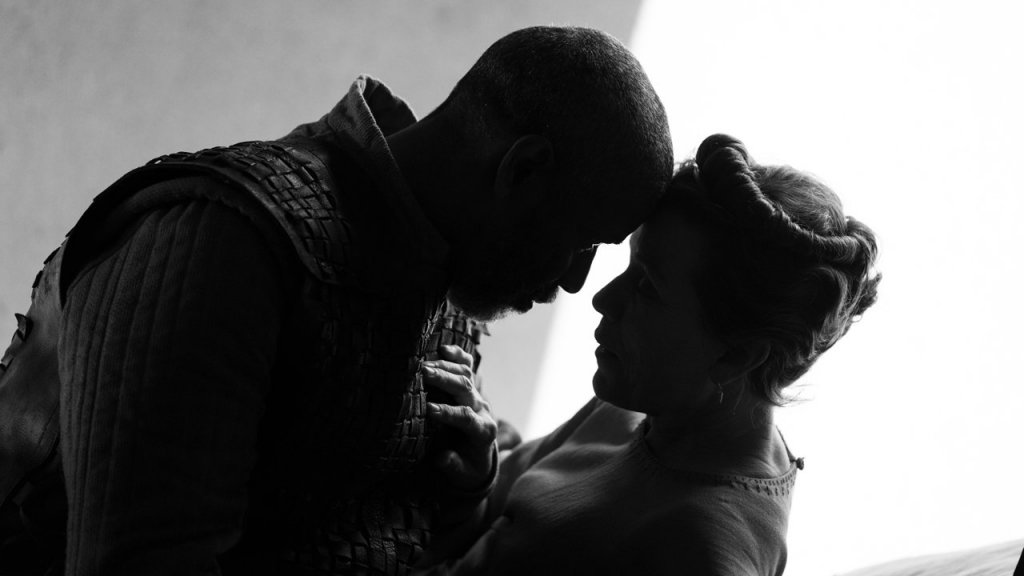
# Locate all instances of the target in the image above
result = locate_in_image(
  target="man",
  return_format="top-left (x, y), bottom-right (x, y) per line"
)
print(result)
top-left (0, 26), bottom-right (672, 574)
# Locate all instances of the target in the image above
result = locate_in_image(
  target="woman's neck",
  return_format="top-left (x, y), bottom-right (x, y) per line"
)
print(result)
top-left (644, 405), bottom-right (790, 479)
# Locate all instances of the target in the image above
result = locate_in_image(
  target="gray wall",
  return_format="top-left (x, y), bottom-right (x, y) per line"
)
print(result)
top-left (0, 0), bottom-right (642, 431)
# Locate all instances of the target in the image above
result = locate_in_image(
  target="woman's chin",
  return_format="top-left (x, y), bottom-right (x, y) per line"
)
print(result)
top-left (591, 369), bottom-right (613, 400)
top-left (592, 367), bottom-right (632, 410)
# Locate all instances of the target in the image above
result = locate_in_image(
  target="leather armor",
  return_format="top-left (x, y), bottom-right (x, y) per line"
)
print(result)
top-left (0, 140), bottom-right (486, 575)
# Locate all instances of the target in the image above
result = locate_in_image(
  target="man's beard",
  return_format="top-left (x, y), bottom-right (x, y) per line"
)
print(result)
top-left (447, 234), bottom-right (566, 321)
top-left (450, 280), bottom-right (559, 321)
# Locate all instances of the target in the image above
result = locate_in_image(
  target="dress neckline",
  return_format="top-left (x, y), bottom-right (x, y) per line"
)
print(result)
top-left (629, 417), bottom-right (800, 494)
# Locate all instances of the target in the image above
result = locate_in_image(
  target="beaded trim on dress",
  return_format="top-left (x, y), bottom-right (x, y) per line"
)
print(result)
top-left (629, 417), bottom-right (800, 497)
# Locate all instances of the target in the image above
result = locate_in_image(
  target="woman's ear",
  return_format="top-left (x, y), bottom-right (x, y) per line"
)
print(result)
top-left (710, 341), bottom-right (770, 385)
top-left (493, 134), bottom-right (555, 203)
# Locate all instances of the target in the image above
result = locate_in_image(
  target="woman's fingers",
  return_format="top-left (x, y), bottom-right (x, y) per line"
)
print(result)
top-left (422, 361), bottom-right (477, 407)
top-left (430, 436), bottom-right (497, 492)
top-left (439, 344), bottom-right (474, 369)
top-left (426, 359), bottom-right (473, 379)
top-left (423, 345), bottom-right (498, 491)
top-left (427, 401), bottom-right (497, 444)
top-left (434, 448), bottom-right (476, 490)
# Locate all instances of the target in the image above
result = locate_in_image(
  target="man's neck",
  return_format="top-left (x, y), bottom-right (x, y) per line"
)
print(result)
top-left (386, 118), bottom-right (479, 247)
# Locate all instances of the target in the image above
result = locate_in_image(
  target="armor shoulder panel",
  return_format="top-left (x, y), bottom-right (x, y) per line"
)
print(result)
top-left (63, 141), bottom-right (354, 299)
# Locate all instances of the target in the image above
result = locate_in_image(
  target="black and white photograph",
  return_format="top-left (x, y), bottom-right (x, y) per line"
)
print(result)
top-left (1, 1), bottom-right (1021, 575)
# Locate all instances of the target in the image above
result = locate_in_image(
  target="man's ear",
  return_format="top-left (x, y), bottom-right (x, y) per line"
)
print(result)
top-left (493, 135), bottom-right (555, 203)
top-left (710, 341), bottom-right (770, 386)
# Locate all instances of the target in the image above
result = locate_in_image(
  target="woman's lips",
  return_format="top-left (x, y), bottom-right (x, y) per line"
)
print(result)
top-left (595, 342), bottom-right (616, 359)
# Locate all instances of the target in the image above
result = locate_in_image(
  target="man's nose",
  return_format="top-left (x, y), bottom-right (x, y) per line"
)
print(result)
top-left (557, 246), bottom-right (597, 294)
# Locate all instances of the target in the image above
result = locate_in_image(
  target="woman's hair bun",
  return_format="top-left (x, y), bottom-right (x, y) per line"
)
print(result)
top-left (696, 133), bottom-right (751, 167)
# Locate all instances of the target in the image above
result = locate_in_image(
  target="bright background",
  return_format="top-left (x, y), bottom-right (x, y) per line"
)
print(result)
top-left (2, 1), bottom-right (1022, 574)
top-left (528, 1), bottom-right (1024, 575)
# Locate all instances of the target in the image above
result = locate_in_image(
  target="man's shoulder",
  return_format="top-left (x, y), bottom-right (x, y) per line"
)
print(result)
top-left (65, 140), bottom-right (361, 289)
top-left (60, 172), bottom-right (294, 292)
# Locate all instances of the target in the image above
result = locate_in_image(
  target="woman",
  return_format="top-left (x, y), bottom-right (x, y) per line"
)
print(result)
top-left (420, 134), bottom-right (881, 575)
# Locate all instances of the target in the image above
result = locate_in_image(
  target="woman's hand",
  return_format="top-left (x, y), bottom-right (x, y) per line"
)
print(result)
top-left (422, 344), bottom-right (498, 492)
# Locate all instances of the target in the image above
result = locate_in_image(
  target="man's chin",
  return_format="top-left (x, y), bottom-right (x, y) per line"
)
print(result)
top-left (507, 284), bottom-right (560, 316)
top-left (510, 298), bottom-right (534, 314)
top-left (446, 293), bottom-right (512, 322)
top-left (448, 286), bottom-right (558, 322)
top-left (458, 299), bottom-right (530, 323)
top-left (530, 283), bottom-right (560, 306)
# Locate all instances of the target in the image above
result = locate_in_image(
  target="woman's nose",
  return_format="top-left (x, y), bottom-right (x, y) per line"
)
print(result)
top-left (592, 275), bottom-right (621, 317)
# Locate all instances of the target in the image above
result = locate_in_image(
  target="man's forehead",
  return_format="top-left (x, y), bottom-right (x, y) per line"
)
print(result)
top-left (586, 190), bottom-right (660, 245)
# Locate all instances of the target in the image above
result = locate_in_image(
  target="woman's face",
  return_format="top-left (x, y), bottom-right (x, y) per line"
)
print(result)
top-left (592, 209), bottom-right (725, 417)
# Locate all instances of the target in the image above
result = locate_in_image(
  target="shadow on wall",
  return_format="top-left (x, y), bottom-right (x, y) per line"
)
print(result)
top-left (0, 0), bottom-right (644, 432)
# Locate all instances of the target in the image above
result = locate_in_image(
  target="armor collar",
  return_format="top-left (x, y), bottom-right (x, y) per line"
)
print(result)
top-left (282, 76), bottom-right (450, 282)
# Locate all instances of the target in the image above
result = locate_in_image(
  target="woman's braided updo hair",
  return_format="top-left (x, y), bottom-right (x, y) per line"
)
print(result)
top-left (669, 134), bottom-right (880, 405)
